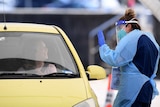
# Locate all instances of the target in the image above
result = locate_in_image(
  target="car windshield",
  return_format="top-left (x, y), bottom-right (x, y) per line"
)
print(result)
top-left (0, 32), bottom-right (79, 78)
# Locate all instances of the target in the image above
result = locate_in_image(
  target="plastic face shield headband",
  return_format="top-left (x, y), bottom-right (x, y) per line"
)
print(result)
top-left (115, 20), bottom-right (138, 31)
top-left (115, 20), bottom-right (138, 42)
top-left (115, 20), bottom-right (138, 26)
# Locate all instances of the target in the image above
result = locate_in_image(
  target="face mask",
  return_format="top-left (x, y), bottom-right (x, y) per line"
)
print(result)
top-left (117, 29), bottom-right (127, 41)
top-left (115, 19), bottom-right (139, 42)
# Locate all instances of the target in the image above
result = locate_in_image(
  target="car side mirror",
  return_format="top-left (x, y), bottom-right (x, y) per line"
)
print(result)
top-left (86, 65), bottom-right (106, 80)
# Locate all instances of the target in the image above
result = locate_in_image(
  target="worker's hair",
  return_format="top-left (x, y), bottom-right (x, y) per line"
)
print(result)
top-left (124, 8), bottom-right (136, 21)
top-left (119, 8), bottom-right (141, 30)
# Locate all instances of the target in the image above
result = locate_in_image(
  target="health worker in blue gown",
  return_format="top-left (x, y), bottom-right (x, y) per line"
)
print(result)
top-left (97, 8), bottom-right (160, 107)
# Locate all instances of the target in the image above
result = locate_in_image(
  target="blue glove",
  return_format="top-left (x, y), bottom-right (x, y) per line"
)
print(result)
top-left (97, 30), bottom-right (106, 47)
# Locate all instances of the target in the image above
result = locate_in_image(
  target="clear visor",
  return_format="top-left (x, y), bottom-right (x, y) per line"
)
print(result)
top-left (115, 24), bottom-right (126, 43)
top-left (116, 24), bottom-right (126, 31)
top-left (115, 20), bottom-right (138, 43)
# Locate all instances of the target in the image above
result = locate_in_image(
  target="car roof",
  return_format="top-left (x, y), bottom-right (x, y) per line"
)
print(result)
top-left (0, 23), bottom-right (60, 34)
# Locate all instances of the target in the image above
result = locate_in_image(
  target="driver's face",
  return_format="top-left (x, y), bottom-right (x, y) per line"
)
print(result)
top-left (36, 41), bottom-right (48, 61)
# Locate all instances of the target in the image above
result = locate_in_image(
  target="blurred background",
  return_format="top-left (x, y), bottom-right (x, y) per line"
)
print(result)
top-left (0, 0), bottom-right (160, 107)
top-left (0, 0), bottom-right (159, 77)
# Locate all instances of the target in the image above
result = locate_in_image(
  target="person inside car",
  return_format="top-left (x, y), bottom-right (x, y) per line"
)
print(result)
top-left (18, 39), bottom-right (57, 75)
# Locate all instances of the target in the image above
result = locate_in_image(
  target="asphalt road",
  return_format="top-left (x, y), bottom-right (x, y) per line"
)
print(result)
top-left (89, 78), bottom-right (160, 107)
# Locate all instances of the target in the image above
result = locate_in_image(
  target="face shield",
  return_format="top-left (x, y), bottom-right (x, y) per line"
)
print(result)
top-left (115, 20), bottom-right (138, 43)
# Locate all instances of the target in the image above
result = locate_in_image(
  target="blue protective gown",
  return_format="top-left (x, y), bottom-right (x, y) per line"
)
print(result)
top-left (99, 29), bottom-right (160, 107)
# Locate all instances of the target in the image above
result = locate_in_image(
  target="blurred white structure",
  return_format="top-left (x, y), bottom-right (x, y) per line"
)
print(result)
top-left (100, 0), bottom-right (121, 10)
top-left (0, 0), bottom-right (16, 12)
top-left (139, 0), bottom-right (160, 22)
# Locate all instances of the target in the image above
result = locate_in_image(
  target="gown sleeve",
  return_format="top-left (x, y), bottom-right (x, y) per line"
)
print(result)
top-left (99, 30), bottom-right (140, 67)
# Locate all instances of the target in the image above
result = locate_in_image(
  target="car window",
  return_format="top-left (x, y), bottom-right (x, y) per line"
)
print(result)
top-left (0, 32), bottom-right (79, 78)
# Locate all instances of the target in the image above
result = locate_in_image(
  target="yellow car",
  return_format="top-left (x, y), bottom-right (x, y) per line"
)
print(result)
top-left (0, 23), bottom-right (106, 107)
